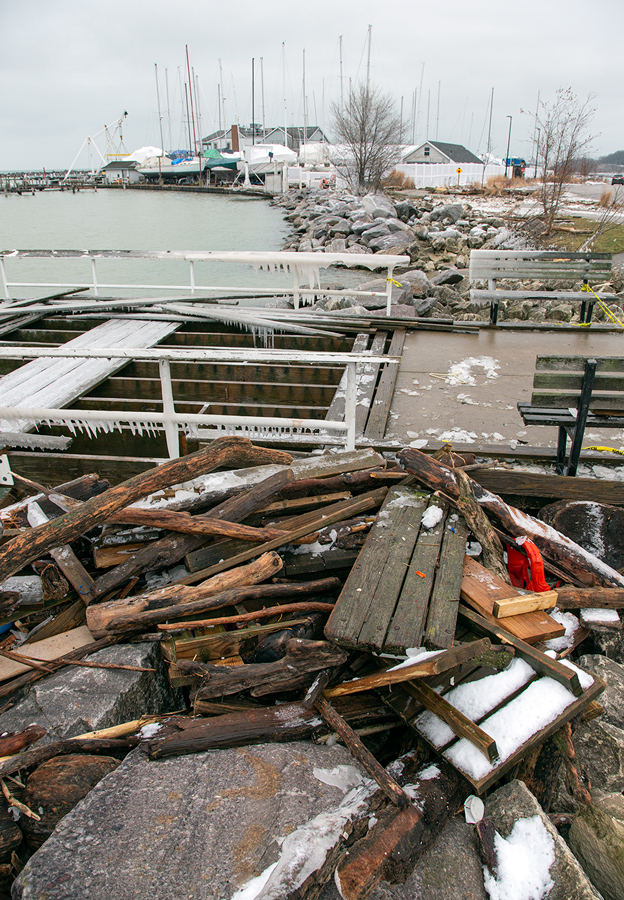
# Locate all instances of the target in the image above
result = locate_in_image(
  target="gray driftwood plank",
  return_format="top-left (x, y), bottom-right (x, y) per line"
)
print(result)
top-left (424, 514), bottom-right (469, 649)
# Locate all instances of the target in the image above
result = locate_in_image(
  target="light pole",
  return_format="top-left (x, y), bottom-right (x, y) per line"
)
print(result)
top-left (505, 115), bottom-right (513, 179)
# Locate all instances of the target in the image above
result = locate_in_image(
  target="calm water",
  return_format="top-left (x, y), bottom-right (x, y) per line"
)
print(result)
top-left (0, 188), bottom-right (294, 299)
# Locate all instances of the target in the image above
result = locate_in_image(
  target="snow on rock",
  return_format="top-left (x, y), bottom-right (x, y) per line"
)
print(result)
top-left (312, 765), bottom-right (366, 793)
top-left (545, 610), bottom-right (581, 653)
top-left (483, 815), bottom-right (555, 900)
top-left (580, 608), bottom-right (621, 626)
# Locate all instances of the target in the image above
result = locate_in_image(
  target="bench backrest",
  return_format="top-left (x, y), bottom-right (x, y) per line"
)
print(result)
top-left (470, 250), bottom-right (612, 284)
top-left (531, 355), bottom-right (624, 413)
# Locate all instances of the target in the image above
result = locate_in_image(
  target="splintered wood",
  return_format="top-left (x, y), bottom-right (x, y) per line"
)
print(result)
top-left (0, 435), bottom-right (615, 898)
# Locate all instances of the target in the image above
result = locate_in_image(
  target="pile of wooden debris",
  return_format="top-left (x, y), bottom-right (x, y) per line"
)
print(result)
top-left (0, 436), bottom-right (620, 898)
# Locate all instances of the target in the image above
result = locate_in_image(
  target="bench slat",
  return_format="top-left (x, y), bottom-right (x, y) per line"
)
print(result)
top-left (471, 290), bottom-right (617, 303)
top-left (534, 373), bottom-right (624, 391)
top-left (530, 391), bottom-right (624, 412)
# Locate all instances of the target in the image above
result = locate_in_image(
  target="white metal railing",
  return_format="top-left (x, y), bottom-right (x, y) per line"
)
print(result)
top-left (0, 346), bottom-right (399, 458)
top-left (0, 249), bottom-right (410, 315)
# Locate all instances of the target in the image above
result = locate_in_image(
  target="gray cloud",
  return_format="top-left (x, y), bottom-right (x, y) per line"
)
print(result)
top-left (1, 0), bottom-right (622, 170)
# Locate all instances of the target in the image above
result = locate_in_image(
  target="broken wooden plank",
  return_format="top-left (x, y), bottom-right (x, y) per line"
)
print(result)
top-left (315, 695), bottom-right (411, 808)
top-left (402, 679), bottom-right (498, 762)
top-left (323, 640), bottom-right (491, 698)
top-left (555, 586), bottom-right (624, 609)
top-left (363, 329), bottom-right (406, 440)
top-left (461, 557), bottom-right (564, 644)
top-left (458, 606), bottom-right (582, 696)
top-left (493, 590), bottom-right (558, 618)
top-left (424, 513), bottom-right (468, 649)
top-left (178, 488), bottom-right (388, 586)
top-left (157, 600), bottom-right (336, 632)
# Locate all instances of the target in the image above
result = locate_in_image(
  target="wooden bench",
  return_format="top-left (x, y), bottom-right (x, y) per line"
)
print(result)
top-left (470, 250), bottom-right (614, 325)
top-left (518, 355), bottom-right (624, 476)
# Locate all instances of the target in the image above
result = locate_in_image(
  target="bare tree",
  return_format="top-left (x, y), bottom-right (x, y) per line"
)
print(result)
top-left (535, 88), bottom-right (595, 233)
top-left (331, 85), bottom-right (401, 194)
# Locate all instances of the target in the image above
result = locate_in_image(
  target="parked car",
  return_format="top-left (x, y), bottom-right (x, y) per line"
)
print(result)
top-left (612, 175), bottom-right (624, 185)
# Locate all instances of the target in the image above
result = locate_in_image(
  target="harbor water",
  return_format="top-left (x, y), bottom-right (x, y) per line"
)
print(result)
top-left (0, 188), bottom-right (296, 301)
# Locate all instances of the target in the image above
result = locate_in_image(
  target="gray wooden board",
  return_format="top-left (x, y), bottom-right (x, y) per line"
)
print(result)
top-left (530, 392), bottom-right (624, 412)
top-left (0, 318), bottom-right (180, 432)
top-left (533, 372), bottom-right (624, 391)
top-left (356, 490), bottom-right (427, 651)
top-left (324, 488), bottom-right (416, 648)
top-left (325, 487), bottom-right (468, 654)
top-left (363, 328), bottom-right (406, 441)
top-left (384, 495), bottom-right (446, 654)
top-left (424, 515), bottom-right (469, 649)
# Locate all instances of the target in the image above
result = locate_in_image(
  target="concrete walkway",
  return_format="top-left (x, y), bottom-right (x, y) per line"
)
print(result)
top-left (385, 327), bottom-right (624, 454)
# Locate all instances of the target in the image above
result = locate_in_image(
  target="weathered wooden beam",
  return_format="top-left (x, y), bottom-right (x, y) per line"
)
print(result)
top-left (493, 590), bottom-right (558, 618)
top-left (323, 640), bottom-right (491, 698)
top-left (0, 438), bottom-right (292, 586)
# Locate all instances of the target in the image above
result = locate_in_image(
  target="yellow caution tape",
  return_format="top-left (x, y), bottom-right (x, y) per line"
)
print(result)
top-left (387, 277), bottom-right (403, 287)
top-left (581, 283), bottom-right (624, 329)
top-left (583, 445), bottom-right (624, 457)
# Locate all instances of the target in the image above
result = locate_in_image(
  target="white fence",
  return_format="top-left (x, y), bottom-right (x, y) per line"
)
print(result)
top-left (0, 249), bottom-right (409, 313)
top-left (0, 346), bottom-right (399, 457)
top-left (394, 162), bottom-right (505, 189)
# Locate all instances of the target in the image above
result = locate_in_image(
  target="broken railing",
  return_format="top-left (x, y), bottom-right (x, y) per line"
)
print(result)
top-left (0, 346), bottom-right (399, 458)
top-left (0, 249), bottom-right (410, 315)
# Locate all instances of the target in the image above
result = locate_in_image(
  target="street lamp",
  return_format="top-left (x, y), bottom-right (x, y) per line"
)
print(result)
top-left (505, 115), bottom-right (513, 179)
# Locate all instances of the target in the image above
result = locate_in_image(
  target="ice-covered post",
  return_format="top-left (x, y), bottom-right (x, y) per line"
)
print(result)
top-left (189, 260), bottom-right (196, 296)
top-left (0, 258), bottom-right (9, 301)
top-left (91, 257), bottom-right (98, 297)
top-left (386, 264), bottom-right (396, 316)
top-left (159, 358), bottom-right (179, 458)
top-left (344, 361), bottom-right (357, 450)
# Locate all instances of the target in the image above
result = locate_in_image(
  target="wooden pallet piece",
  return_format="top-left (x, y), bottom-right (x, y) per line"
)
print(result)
top-left (356, 492), bottom-right (427, 651)
top-left (424, 514), bottom-right (469, 649)
top-left (363, 329), bottom-right (406, 440)
top-left (324, 487), bottom-right (425, 649)
top-left (381, 643), bottom-right (603, 794)
top-left (461, 556), bottom-right (564, 644)
top-left (384, 496), bottom-right (446, 653)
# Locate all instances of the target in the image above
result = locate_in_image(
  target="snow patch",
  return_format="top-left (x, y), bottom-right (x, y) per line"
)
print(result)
top-left (483, 816), bottom-right (555, 900)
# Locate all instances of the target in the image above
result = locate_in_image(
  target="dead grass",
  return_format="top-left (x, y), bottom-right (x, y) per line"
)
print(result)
top-left (382, 169), bottom-right (415, 190)
top-left (548, 216), bottom-right (624, 254)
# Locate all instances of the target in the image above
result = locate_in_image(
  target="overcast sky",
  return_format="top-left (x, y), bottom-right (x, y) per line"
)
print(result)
top-left (1, 0), bottom-right (622, 171)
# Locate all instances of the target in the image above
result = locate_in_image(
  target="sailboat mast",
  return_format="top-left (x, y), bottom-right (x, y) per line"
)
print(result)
top-left (302, 49), bottom-right (307, 138)
top-left (366, 25), bottom-right (372, 91)
top-left (165, 67), bottom-right (173, 151)
top-left (251, 57), bottom-right (255, 145)
top-left (260, 57), bottom-right (266, 140)
top-left (282, 42), bottom-right (287, 150)
top-left (154, 64), bottom-right (165, 152)
top-left (339, 36), bottom-right (344, 110)
top-left (185, 46), bottom-right (198, 154)
top-left (184, 81), bottom-right (192, 154)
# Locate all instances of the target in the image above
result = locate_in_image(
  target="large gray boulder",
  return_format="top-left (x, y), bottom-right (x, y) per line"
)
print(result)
top-left (356, 278), bottom-right (412, 307)
top-left (0, 642), bottom-right (177, 742)
top-left (569, 792), bottom-right (624, 900)
top-left (539, 501), bottom-right (624, 572)
top-left (367, 232), bottom-right (414, 254)
top-left (430, 203), bottom-right (464, 224)
top-left (485, 780), bottom-right (601, 900)
top-left (552, 654), bottom-right (624, 811)
top-left (361, 193), bottom-right (396, 219)
top-left (400, 269), bottom-right (434, 298)
top-left (13, 742), bottom-right (371, 900)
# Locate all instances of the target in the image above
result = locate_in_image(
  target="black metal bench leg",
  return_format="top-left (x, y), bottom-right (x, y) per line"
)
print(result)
top-left (490, 300), bottom-right (499, 326)
top-left (580, 299), bottom-right (587, 323)
top-left (556, 427), bottom-right (567, 475)
top-left (566, 358), bottom-right (597, 476)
